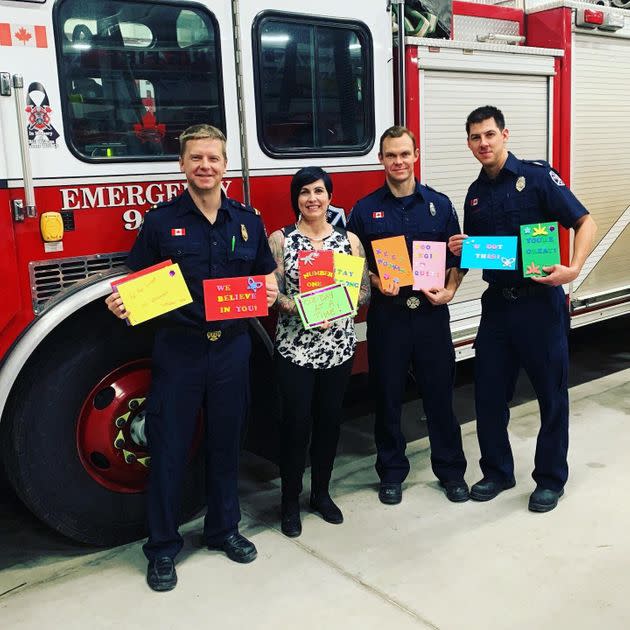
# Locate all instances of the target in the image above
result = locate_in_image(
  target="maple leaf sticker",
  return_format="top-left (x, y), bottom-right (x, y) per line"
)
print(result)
top-left (526, 262), bottom-right (541, 276)
top-left (532, 224), bottom-right (548, 237)
top-left (15, 27), bottom-right (32, 44)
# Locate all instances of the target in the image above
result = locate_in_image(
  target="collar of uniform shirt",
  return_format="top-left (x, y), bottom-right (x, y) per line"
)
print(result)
top-left (478, 151), bottom-right (521, 183)
top-left (174, 189), bottom-right (236, 222)
top-left (379, 179), bottom-right (425, 201)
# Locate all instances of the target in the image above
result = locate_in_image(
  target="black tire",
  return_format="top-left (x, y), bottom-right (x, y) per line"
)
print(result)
top-left (0, 303), bottom-right (205, 547)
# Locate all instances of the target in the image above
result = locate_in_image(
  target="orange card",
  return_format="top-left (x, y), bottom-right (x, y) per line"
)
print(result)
top-left (371, 236), bottom-right (413, 289)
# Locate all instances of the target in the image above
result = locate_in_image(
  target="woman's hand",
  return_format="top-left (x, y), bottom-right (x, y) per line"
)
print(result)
top-left (105, 292), bottom-right (130, 320)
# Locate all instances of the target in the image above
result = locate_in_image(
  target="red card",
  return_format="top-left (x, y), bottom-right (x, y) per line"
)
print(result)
top-left (298, 250), bottom-right (335, 293)
top-left (203, 275), bottom-right (268, 321)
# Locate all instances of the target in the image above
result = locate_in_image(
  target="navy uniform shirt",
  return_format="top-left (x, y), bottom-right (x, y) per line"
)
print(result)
top-left (126, 190), bottom-right (276, 330)
top-left (347, 180), bottom-right (461, 303)
top-left (464, 152), bottom-right (588, 287)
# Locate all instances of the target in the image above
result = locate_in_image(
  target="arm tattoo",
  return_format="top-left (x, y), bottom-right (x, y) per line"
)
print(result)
top-left (352, 236), bottom-right (371, 307)
top-left (268, 231), bottom-right (297, 315)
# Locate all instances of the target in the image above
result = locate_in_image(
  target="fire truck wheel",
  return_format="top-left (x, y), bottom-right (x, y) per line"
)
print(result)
top-left (0, 304), bottom-right (205, 547)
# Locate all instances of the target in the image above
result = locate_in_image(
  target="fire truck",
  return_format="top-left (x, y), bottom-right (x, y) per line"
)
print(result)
top-left (0, 0), bottom-right (628, 546)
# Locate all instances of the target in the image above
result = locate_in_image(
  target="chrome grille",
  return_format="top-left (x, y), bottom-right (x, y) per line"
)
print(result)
top-left (29, 252), bottom-right (128, 314)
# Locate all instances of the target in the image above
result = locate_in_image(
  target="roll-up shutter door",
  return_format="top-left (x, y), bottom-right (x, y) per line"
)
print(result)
top-left (570, 33), bottom-right (630, 304)
top-left (420, 70), bottom-right (550, 336)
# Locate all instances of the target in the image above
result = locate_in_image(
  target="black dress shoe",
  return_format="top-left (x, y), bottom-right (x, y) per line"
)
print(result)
top-left (281, 500), bottom-right (302, 537)
top-left (528, 486), bottom-right (564, 512)
top-left (208, 532), bottom-right (257, 563)
top-left (378, 483), bottom-right (402, 505)
top-left (470, 477), bottom-right (516, 501)
top-left (309, 494), bottom-right (343, 524)
top-left (146, 556), bottom-right (177, 592)
top-left (439, 480), bottom-right (470, 503)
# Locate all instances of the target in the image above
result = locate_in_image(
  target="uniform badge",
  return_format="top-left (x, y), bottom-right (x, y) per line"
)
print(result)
top-left (171, 228), bottom-right (186, 236)
top-left (549, 170), bottom-right (565, 187)
top-left (240, 223), bottom-right (248, 242)
top-left (516, 176), bottom-right (526, 192)
top-left (429, 202), bottom-right (436, 217)
top-left (406, 296), bottom-right (421, 309)
top-left (372, 211), bottom-right (384, 219)
top-left (470, 198), bottom-right (479, 207)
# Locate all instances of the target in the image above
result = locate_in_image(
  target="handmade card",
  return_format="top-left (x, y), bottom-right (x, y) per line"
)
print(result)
top-left (333, 252), bottom-right (365, 309)
top-left (298, 250), bottom-right (335, 293)
top-left (203, 275), bottom-right (268, 321)
top-left (460, 236), bottom-right (518, 270)
top-left (520, 222), bottom-right (560, 277)
top-left (294, 283), bottom-right (355, 330)
top-left (412, 240), bottom-right (446, 290)
top-left (112, 260), bottom-right (192, 326)
top-left (371, 236), bottom-right (414, 289)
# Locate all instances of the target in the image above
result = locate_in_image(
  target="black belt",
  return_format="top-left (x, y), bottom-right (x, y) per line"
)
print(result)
top-left (490, 284), bottom-right (551, 301)
top-left (160, 322), bottom-right (248, 342)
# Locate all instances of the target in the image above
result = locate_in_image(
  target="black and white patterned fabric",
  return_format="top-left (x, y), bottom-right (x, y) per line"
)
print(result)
top-left (275, 227), bottom-right (356, 369)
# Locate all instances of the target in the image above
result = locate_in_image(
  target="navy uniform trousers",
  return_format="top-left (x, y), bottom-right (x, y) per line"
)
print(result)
top-left (367, 300), bottom-right (466, 484)
top-left (142, 327), bottom-right (250, 561)
top-left (475, 285), bottom-right (569, 491)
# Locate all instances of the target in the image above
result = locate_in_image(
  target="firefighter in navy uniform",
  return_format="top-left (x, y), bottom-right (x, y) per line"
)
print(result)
top-left (449, 106), bottom-right (597, 513)
top-left (106, 125), bottom-right (277, 592)
top-left (348, 126), bottom-right (468, 506)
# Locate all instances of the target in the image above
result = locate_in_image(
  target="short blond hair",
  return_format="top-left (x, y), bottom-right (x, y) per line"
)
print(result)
top-left (379, 125), bottom-right (417, 155)
top-left (179, 124), bottom-right (227, 159)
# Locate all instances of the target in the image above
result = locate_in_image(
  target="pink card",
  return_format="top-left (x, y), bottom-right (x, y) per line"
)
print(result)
top-left (412, 241), bottom-right (446, 290)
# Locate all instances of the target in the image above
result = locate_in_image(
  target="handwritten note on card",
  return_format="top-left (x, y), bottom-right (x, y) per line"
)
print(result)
top-left (460, 236), bottom-right (518, 270)
top-left (113, 261), bottom-right (192, 326)
top-left (294, 283), bottom-right (355, 330)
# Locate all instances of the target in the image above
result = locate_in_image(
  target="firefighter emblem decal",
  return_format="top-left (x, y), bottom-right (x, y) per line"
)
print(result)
top-left (25, 82), bottom-right (59, 149)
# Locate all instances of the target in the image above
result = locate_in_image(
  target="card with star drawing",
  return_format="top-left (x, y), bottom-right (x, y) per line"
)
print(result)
top-left (520, 221), bottom-right (560, 278)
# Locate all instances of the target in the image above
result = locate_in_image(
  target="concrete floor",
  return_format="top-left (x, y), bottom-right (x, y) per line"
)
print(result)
top-left (1, 366), bottom-right (629, 630)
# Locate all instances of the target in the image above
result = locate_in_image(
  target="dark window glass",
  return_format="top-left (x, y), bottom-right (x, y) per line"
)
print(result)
top-left (254, 15), bottom-right (373, 156)
top-left (55, 0), bottom-right (225, 161)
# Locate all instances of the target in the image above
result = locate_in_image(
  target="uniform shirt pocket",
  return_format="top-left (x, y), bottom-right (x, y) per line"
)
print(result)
top-left (503, 191), bottom-right (540, 233)
top-left (227, 245), bottom-right (257, 274)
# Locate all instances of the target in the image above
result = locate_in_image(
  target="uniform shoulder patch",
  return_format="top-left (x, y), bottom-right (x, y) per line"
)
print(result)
top-left (549, 169), bottom-right (565, 187)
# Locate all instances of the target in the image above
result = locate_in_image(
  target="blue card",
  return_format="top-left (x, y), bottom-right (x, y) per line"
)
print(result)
top-left (461, 236), bottom-right (518, 270)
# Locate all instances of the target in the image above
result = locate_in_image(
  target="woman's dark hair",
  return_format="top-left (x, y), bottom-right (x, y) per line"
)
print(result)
top-left (290, 166), bottom-right (333, 219)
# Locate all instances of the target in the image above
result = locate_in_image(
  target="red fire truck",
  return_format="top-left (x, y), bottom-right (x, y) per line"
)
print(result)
top-left (1, 0), bottom-right (628, 545)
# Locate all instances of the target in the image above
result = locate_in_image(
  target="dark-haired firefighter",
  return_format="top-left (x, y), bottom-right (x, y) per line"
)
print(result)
top-left (448, 106), bottom-right (597, 512)
top-left (106, 124), bottom-right (278, 591)
top-left (268, 166), bottom-right (370, 538)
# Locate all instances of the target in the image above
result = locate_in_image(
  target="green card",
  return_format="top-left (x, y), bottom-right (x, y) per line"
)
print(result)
top-left (294, 283), bottom-right (355, 330)
top-left (520, 221), bottom-right (560, 278)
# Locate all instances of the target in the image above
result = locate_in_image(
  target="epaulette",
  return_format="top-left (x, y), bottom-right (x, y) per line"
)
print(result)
top-left (228, 198), bottom-right (261, 216)
top-left (146, 197), bottom-right (178, 213)
top-left (521, 159), bottom-right (548, 168)
top-left (424, 184), bottom-right (450, 203)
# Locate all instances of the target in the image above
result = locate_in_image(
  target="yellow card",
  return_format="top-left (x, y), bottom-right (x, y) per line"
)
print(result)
top-left (333, 252), bottom-right (365, 309)
top-left (116, 263), bottom-right (192, 325)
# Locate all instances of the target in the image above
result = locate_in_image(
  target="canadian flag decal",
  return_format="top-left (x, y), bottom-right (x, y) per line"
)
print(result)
top-left (0, 24), bottom-right (48, 48)
top-left (171, 228), bottom-right (186, 236)
top-left (372, 211), bottom-right (384, 219)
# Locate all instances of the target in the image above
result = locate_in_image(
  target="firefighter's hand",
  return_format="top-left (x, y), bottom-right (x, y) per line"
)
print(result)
top-left (371, 273), bottom-right (400, 296)
top-left (421, 286), bottom-right (455, 305)
top-left (318, 320), bottom-right (332, 330)
top-left (448, 233), bottom-right (468, 257)
top-left (105, 292), bottom-right (130, 320)
top-left (531, 264), bottom-right (578, 287)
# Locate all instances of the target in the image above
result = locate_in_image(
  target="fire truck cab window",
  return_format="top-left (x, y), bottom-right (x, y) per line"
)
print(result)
top-left (56, 0), bottom-right (225, 161)
top-left (254, 14), bottom-right (374, 157)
